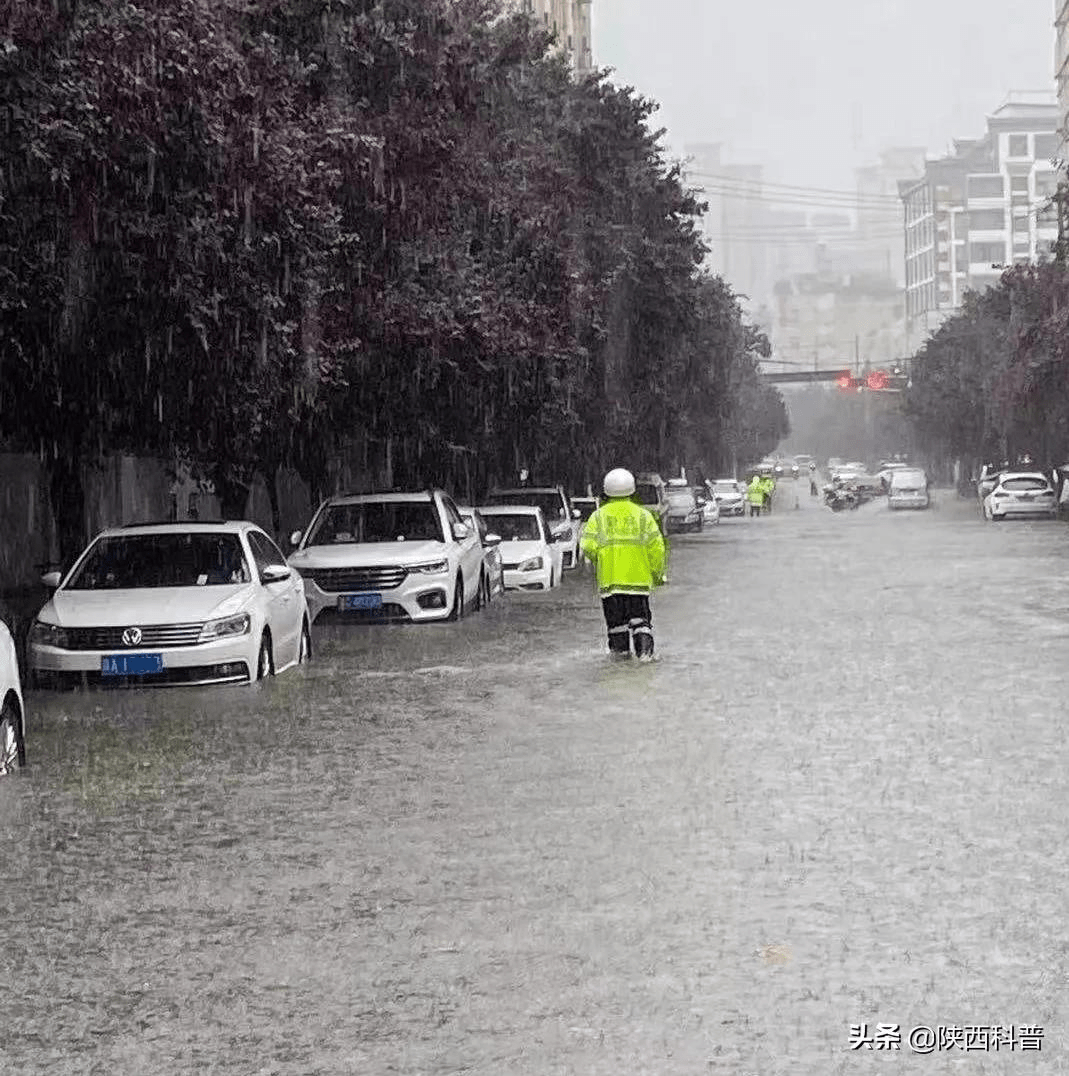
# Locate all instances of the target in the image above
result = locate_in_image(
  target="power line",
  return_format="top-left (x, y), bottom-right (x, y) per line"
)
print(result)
top-left (692, 186), bottom-right (904, 213)
top-left (687, 171), bottom-right (903, 205)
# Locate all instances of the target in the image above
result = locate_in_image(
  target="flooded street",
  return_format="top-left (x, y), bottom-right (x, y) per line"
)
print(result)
top-left (5, 486), bottom-right (1069, 1073)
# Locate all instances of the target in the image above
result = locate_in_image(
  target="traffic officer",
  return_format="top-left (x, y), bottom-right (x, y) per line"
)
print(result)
top-left (760, 472), bottom-right (775, 514)
top-left (746, 473), bottom-right (764, 517)
top-left (580, 468), bottom-right (666, 661)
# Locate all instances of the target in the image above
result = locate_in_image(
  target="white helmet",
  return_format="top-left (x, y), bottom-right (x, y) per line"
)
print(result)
top-left (603, 468), bottom-right (636, 497)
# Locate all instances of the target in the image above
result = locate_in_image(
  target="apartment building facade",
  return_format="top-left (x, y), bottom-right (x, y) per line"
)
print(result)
top-left (1057, 0), bottom-right (1069, 147)
top-left (899, 94), bottom-right (1060, 349)
top-left (513, 0), bottom-right (593, 74)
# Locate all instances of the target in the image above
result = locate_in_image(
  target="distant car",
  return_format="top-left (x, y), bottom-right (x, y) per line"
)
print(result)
top-left (476, 505), bottom-right (561, 590)
top-left (772, 459), bottom-right (798, 479)
top-left (982, 472), bottom-right (1057, 521)
top-left (459, 506), bottom-right (505, 606)
top-left (665, 486), bottom-right (704, 533)
top-left (288, 490), bottom-right (484, 623)
top-left (709, 478), bottom-right (746, 517)
top-left (887, 469), bottom-right (930, 510)
top-left (0, 619), bottom-right (26, 774)
top-left (793, 455), bottom-right (815, 471)
top-left (483, 486), bottom-right (580, 570)
top-left (634, 473), bottom-right (670, 534)
top-left (31, 521), bottom-right (311, 687)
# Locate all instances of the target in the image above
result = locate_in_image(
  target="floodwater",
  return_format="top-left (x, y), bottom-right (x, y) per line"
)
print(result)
top-left (4, 486), bottom-right (1069, 1073)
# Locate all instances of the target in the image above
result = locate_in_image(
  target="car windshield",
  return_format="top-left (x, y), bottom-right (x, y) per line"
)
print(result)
top-left (634, 483), bottom-right (661, 505)
top-left (483, 513), bottom-right (541, 540)
top-left (306, 502), bottom-right (443, 544)
top-left (714, 482), bottom-right (738, 493)
top-left (667, 491), bottom-right (695, 505)
top-left (1001, 477), bottom-right (1049, 491)
top-left (66, 533), bottom-right (251, 590)
top-left (485, 491), bottom-right (565, 520)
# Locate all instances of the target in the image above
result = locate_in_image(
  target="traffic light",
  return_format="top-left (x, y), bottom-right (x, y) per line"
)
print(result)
top-left (866, 370), bottom-right (889, 391)
top-left (836, 373), bottom-right (855, 391)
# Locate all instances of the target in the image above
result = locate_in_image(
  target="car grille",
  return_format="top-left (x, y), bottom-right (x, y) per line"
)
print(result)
top-left (304, 566), bottom-right (408, 592)
top-left (65, 624), bottom-right (206, 650)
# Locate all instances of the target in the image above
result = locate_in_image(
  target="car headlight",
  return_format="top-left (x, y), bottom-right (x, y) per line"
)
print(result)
top-left (411, 560), bottom-right (449, 575)
top-left (518, 556), bottom-right (543, 572)
top-left (30, 620), bottom-right (69, 649)
top-left (198, 613), bottom-right (251, 642)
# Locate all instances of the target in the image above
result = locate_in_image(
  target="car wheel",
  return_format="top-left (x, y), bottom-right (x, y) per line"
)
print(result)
top-left (256, 633), bottom-right (274, 680)
top-left (297, 619), bottom-right (312, 665)
top-left (447, 573), bottom-right (464, 621)
top-left (0, 698), bottom-right (25, 774)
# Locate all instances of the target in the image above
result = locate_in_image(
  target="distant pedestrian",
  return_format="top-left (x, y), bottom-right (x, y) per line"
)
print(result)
top-left (747, 474), bottom-right (764, 517)
top-left (760, 473), bottom-right (775, 514)
top-left (580, 468), bottom-right (666, 662)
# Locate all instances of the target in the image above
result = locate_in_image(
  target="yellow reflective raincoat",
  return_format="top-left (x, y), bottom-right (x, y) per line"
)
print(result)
top-left (746, 475), bottom-right (764, 505)
top-left (580, 497), bottom-right (666, 597)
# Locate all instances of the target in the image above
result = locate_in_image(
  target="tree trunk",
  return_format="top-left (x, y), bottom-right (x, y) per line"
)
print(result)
top-left (49, 454), bottom-right (86, 567)
top-left (216, 476), bottom-right (250, 521)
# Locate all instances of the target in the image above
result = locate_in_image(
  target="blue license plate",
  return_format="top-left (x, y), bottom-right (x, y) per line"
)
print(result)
top-left (101, 654), bottom-right (164, 676)
top-left (339, 594), bottom-right (382, 611)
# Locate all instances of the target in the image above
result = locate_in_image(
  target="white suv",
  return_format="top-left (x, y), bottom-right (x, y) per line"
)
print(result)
top-left (287, 490), bottom-right (485, 623)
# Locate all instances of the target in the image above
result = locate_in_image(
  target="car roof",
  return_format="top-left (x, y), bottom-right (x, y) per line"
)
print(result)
top-left (477, 504), bottom-right (544, 515)
top-left (104, 520), bottom-right (256, 537)
top-left (325, 491), bottom-right (437, 505)
top-left (488, 487), bottom-right (561, 495)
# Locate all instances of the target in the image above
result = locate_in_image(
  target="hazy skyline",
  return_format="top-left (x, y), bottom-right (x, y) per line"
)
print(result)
top-left (595, 0), bottom-right (1057, 192)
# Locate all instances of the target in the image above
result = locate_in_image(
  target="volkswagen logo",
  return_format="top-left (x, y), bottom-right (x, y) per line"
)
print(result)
top-left (122, 627), bottom-right (143, 647)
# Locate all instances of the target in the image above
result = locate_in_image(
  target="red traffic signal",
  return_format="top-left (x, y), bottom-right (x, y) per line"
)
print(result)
top-left (866, 370), bottom-right (889, 391)
top-left (836, 373), bottom-right (854, 390)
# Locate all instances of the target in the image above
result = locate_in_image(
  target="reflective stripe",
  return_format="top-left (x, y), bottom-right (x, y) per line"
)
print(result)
top-left (633, 626), bottom-right (653, 636)
top-left (608, 625), bottom-right (630, 635)
top-left (628, 617), bottom-right (647, 627)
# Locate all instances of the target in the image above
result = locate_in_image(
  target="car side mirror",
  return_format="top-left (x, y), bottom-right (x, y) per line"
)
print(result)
top-left (484, 532), bottom-right (501, 547)
top-left (289, 530), bottom-right (302, 547)
top-left (571, 508), bottom-right (581, 519)
top-left (261, 564), bottom-right (291, 584)
top-left (41, 570), bottom-right (62, 589)
top-left (451, 522), bottom-right (471, 541)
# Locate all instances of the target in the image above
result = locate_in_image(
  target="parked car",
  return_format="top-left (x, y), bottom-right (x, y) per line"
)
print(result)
top-left (288, 490), bottom-right (484, 623)
top-left (708, 478), bottom-right (746, 517)
top-left (482, 486), bottom-right (580, 570)
top-left (887, 468), bottom-right (930, 510)
top-left (982, 472), bottom-right (1057, 521)
top-left (476, 506), bottom-right (561, 590)
top-left (30, 522), bottom-right (311, 688)
top-left (571, 496), bottom-right (599, 523)
top-left (634, 473), bottom-right (670, 534)
top-left (458, 506), bottom-right (505, 606)
top-left (665, 486), bottom-right (704, 533)
top-left (0, 619), bottom-right (26, 774)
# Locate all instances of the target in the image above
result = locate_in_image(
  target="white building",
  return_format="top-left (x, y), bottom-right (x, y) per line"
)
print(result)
top-left (899, 94), bottom-right (1061, 349)
top-left (1056, 0), bottom-right (1069, 147)
top-left (512, 0), bottom-right (593, 74)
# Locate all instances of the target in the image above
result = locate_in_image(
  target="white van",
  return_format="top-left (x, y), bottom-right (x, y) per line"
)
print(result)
top-left (888, 468), bottom-right (929, 510)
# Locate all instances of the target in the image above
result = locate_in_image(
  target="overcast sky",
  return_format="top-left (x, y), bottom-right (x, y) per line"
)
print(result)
top-left (595, 0), bottom-right (1057, 191)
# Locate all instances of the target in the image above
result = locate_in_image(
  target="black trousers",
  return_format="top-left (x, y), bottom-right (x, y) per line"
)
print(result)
top-left (601, 593), bottom-right (653, 654)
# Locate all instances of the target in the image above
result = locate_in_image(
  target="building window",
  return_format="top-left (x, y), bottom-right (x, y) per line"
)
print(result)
top-left (969, 208), bottom-right (1005, 230)
top-left (970, 241), bottom-right (1006, 264)
top-left (968, 175), bottom-right (1005, 198)
top-left (1035, 133), bottom-right (1061, 161)
top-left (1007, 134), bottom-right (1029, 158)
top-left (1011, 175), bottom-right (1029, 193)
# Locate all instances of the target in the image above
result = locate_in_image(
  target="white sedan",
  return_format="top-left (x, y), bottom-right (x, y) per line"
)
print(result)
top-left (0, 619), bottom-right (26, 773)
top-left (982, 472), bottom-right (1057, 521)
top-left (30, 522), bottom-right (311, 687)
top-left (476, 506), bottom-right (562, 590)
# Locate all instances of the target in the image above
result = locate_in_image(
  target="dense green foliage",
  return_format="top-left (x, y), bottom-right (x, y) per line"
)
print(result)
top-left (1, 0), bottom-right (785, 550)
top-left (904, 262), bottom-right (1069, 476)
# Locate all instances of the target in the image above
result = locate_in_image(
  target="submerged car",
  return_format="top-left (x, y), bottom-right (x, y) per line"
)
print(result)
top-left (459, 506), bottom-right (505, 606)
top-left (0, 619), bottom-right (26, 773)
top-left (709, 478), bottom-right (746, 517)
top-left (476, 506), bottom-right (561, 590)
top-left (887, 469), bottom-right (930, 510)
top-left (665, 486), bottom-right (704, 533)
top-left (982, 472), bottom-right (1057, 521)
top-left (288, 490), bottom-right (484, 623)
top-left (482, 487), bottom-right (580, 570)
top-left (634, 473), bottom-right (670, 534)
top-left (30, 522), bottom-right (311, 688)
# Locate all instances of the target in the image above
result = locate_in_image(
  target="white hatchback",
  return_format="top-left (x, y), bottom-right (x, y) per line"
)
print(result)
top-left (983, 473), bottom-right (1057, 521)
top-left (29, 522), bottom-right (311, 688)
top-left (0, 619), bottom-right (26, 773)
top-left (287, 490), bottom-right (485, 623)
top-left (476, 506), bottom-right (561, 591)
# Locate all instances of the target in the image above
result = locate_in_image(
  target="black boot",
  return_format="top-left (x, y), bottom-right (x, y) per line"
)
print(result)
top-left (633, 629), bottom-right (655, 662)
